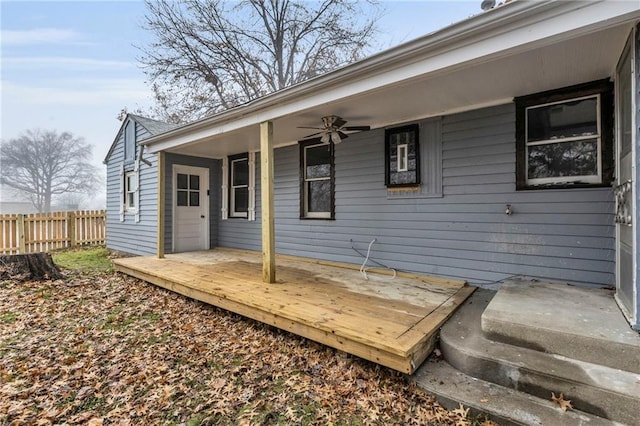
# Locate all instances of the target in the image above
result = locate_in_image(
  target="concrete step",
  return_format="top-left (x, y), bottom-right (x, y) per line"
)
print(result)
top-left (481, 281), bottom-right (640, 374)
top-left (440, 290), bottom-right (640, 425)
top-left (413, 358), bottom-right (621, 426)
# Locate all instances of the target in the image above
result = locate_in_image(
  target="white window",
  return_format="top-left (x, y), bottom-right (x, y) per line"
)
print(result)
top-left (301, 141), bottom-right (333, 219)
top-left (515, 80), bottom-right (613, 190)
top-left (525, 95), bottom-right (601, 185)
top-left (176, 172), bottom-right (200, 207)
top-left (124, 171), bottom-right (138, 211)
top-left (230, 154), bottom-right (248, 218)
top-left (221, 153), bottom-right (255, 221)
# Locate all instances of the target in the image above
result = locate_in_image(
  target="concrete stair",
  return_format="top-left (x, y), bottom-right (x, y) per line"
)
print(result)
top-left (415, 358), bottom-right (620, 426)
top-left (413, 285), bottom-right (640, 425)
top-left (482, 282), bottom-right (640, 374)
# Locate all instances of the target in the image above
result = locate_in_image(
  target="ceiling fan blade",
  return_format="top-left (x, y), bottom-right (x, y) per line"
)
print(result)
top-left (333, 117), bottom-right (347, 128)
top-left (343, 126), bottom-right (370, 131)
top-left (297, 126), bottom-right (324, 130)
top-left (337, 131), bottom-right (348, 140)
top-left (331, 131), bottom-right (342, 144)
top-left (302, 131), bottom-right (325, 138)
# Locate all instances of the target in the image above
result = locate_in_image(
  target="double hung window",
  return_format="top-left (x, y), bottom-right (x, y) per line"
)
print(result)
top-left (229, 154), bottom-right (249, 218)
top-left (515, 80), bottom-right (613, 189)
top-left (124, 171), bottom-right (138, 211)
top-left (300, 140), bottom-right (334, 219)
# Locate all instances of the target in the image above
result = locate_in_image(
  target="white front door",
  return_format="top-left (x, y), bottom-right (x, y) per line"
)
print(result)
top-left (173, 165), bottom-right (209, 252)
top-left (615, 34), bottom-right (635, 322)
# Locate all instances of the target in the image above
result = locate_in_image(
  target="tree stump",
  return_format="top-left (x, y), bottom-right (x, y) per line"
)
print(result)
top-left (0, 253), bottom-right (65, 281)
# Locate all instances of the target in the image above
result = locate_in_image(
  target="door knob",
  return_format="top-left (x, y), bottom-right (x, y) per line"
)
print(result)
top-left (201, 215), bottom-right (205, 218)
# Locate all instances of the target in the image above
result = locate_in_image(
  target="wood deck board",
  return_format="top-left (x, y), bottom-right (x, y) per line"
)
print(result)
top-left (148, 257), bottom-right (436, 329)
top-left (113, 249), bottom-right (474, 373)
top-left (118, 258), bottom-right (414, 349)
top-left (114, 262), bottom-right (412, 370)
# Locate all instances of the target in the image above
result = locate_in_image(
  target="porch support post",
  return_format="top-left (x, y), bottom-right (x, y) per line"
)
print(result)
top-left (157, 151), bottom-right (166, 259)
top-left (260, 121), bottom-right (276, 283)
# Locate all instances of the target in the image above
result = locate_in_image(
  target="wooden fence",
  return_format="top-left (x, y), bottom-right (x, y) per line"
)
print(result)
top-left (0, 210), bottom-right (106, 254)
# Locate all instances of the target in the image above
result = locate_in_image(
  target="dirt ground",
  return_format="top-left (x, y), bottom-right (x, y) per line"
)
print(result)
top-left (0, 268), bottom-right (493, 425)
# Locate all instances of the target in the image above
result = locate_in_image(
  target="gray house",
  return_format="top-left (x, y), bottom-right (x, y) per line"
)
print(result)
top-left (105, 1), bottom-right (640, 331)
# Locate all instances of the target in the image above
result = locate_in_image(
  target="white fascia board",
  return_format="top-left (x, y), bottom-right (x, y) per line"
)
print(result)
top-left (144, 0), bottom-right (640, 154)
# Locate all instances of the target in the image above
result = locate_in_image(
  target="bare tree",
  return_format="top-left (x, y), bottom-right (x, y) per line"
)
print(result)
top-left (0, 130), bottom-right (100, 213)
top-left (140, 0), bottom-right (381, 123)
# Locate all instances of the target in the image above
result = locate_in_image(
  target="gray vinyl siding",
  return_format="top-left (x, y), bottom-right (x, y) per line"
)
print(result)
top-left (105, 120), bottom-right (158, 255)
top-left (163, 153), bottom-right (220, 253)
top-left (218, 103), bottom-right (615, 286)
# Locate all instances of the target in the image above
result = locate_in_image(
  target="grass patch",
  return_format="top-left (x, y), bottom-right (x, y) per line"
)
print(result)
top-left (52, 246), bottom-right (112, 272)
top-left (0, 312), bottom-right (18, 323)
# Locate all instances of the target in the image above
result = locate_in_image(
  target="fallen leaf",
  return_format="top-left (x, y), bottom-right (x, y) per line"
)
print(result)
top-left (0, 258), bottom-right (470, 425)
top-left (480, 398), bottom-right (489, 403)
top-left (451, 402), bottom-right (469, 418)
top-left (551, 392), bottom-right (573, 412)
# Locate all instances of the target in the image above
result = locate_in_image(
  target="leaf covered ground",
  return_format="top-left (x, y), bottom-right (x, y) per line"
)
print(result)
top-left (1, 248), bottom-right (493, 425)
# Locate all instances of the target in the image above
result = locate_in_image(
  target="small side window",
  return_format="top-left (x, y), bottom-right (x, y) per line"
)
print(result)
top-left (229, 153), bottom-right (249, 218)
top-left (385, 124), bottom-right (420, 187)
top-left (397, 144), bottom-right (408, 172)
top-left (299, 140), bottom-right (334, 219)
top-left (124, 121), bottom-right (135, 162)
top-left (176, 173), bottom-right (200, 207)
top-left (124, 171), bottom-right (138, 211)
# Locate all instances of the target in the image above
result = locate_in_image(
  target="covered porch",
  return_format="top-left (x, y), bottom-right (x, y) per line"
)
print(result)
top-left (113, 248), bottom-right (475, 374)
top-left (142, 2), bottom-right (640, 330)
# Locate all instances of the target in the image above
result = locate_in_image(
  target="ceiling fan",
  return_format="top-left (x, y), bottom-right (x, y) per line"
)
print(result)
top-left (299, 115), bottom-right (370, 144)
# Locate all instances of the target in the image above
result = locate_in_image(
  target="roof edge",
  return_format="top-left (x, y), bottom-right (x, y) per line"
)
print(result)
top-left (103, 114), bottom-right (161, 164)
top-left (142, 0), bottom-right (637, 150)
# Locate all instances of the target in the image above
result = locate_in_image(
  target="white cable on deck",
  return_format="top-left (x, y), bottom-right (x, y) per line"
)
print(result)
top-left (359, 238), bottom-right (397, 281)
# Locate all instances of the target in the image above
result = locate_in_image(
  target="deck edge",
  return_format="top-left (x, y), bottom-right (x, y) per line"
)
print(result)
top-left (398, 285), bottom-right (477, 370)
top-left (113, 260), bottom-right (418, 374)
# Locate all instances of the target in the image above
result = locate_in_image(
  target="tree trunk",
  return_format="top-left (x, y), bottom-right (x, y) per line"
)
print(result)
top-left (44, 189), bottom-right (51, 213)
top-left (0, 253), bottom-right (64, 282)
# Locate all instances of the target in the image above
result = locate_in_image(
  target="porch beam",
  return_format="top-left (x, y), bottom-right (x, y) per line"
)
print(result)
top-left (157, 151), bottom-right (165, 259)
top-left (260, 121), bottom-right (276, 283)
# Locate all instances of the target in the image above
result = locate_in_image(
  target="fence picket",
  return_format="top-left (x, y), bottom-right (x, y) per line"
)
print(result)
top-left (0, 210), bottom-right (106, 254)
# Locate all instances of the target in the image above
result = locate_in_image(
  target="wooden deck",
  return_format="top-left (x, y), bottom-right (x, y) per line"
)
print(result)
top-left (113, 248), bottom-right (475, 374)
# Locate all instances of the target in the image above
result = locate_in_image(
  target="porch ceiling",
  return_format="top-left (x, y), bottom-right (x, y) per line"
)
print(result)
top-left (164, 22), bottom-right (632, 160)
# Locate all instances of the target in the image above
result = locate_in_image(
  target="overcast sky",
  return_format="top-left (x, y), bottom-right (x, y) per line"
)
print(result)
top-left (0, 0), bottom-right (481, 207)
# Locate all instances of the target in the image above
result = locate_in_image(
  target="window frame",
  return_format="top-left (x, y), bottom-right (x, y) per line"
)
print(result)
top-left (299, 139), bottom-right (335, 220)
top-left (229, 153), bottom-right (249, 218)
top-left (385, 124), bottom-right (420, 188)
top-left (515, 79), bottom-right (613, 190)
top-left (124, 170), bottom-right (138, 212)
top-left (175, 172), bottom-right (201, 207)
